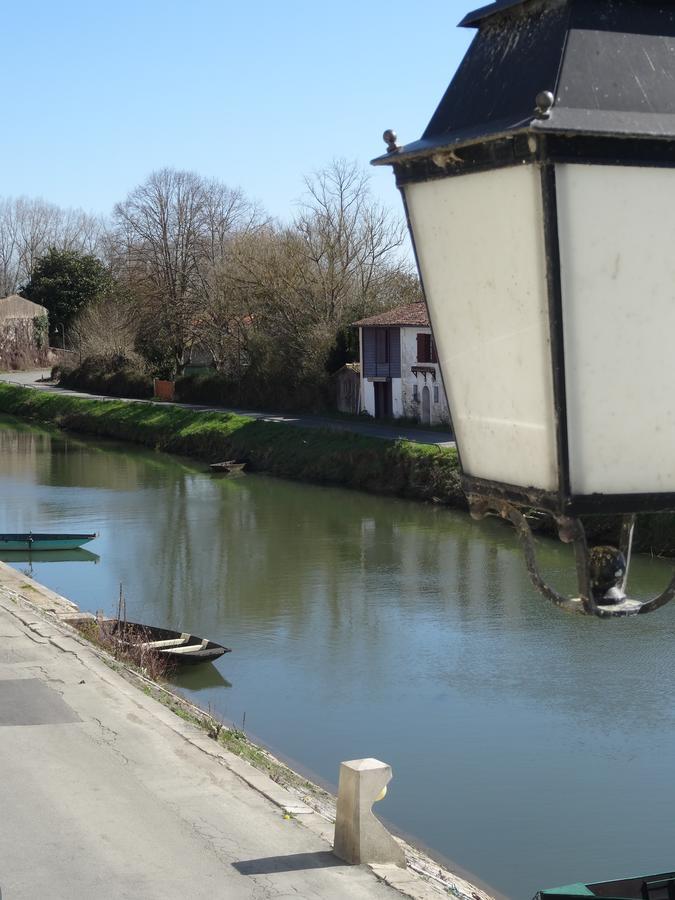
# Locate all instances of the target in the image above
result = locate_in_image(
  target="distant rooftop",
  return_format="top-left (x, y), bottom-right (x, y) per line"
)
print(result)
top-left (0, 295), bottom-right (48, 320)
top-left (352, 302), bottom-right (429, 328)
top-left (332, 362), bottom-right (361, 376)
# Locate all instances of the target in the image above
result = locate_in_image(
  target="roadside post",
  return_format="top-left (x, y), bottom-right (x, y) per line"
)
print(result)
top-left (373, 0), bottom-right (675, 618)
top-left (333, 757), bottom-right (406, 867)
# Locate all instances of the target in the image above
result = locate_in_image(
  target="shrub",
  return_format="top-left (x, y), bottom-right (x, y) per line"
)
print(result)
top-left (175, 371), bottom-right (331, 412)
top-left (58, 354), bottom-right (152, 399)
top-left (74, 618), bottom-right (174, 681)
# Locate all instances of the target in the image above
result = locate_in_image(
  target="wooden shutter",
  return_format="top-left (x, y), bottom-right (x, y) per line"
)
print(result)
top-left (416, 333), bottom-right (427, 362)
top-left (389, 328), bottom-right (401, 377)
top-left (376, 329), bottom-right (389, 364)
top-left (363, 329), bottom-right (377, 376)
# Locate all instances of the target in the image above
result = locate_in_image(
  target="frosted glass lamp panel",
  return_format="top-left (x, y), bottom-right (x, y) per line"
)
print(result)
top-left (404, 166), bottom-right (558, 492)
top-left (557, 163), bottom-right (675, 496)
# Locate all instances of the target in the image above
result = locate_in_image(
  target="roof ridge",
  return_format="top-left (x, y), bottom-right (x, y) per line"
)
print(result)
top-left (352, 301), bottom-right (429, 328)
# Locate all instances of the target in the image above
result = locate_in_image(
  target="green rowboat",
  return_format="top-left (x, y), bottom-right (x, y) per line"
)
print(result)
top-left (0, 533), bottom-right (96, 551)
top-left (535, 870), bottom-right (675, 898)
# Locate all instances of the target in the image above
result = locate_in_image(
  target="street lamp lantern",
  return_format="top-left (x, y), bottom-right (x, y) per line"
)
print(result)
top-left (374, 0), bottom-right (675, 617)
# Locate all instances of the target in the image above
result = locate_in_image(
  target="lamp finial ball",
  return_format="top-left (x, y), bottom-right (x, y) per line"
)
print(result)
top-left (383, 130), bottom-right (400, 153)
top-left (534, 90), bottom-right (555, 119)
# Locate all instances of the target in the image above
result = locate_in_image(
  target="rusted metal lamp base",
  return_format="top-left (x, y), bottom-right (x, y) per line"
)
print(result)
top-left (469, 499), bottom-right (675, 618)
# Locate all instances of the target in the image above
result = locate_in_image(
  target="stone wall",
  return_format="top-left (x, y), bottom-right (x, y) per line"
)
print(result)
top-left (0, 316), bottom-right (49, 370)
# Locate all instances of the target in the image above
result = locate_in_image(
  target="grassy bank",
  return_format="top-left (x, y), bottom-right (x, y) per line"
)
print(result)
top-left (0, 383), bottom-right (465, 507)
top-left (4, 382), bottom-right (675, 556)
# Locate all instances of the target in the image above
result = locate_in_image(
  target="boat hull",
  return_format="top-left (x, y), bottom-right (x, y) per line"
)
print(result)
top-left (536, 869), bottom-right (675, 898)
top-left (209, 460), bottom-right (246, 475)
top-left (100, 620), bottom-right (230, 666)
top-left (0, 533), bottom-right (96, 551)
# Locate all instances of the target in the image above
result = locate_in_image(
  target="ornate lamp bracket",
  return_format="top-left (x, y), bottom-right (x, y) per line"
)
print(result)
top-left (468, 498), bottom-right (675, 618)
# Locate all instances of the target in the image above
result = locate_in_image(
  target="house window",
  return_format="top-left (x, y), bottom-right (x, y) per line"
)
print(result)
top-left (376, 329), bottom-right (390, 364)
top-left (433, 384), bottom-right (439, 403)
top-left (413, 384), bottom-right (419, 400)
top-left (416, 333), bottom-right (438, 363)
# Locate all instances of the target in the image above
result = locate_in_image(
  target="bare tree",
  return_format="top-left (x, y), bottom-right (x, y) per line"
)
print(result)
top-left (210, 160), bottom-right (413, 387)
top-left (294, 159), bottom-right (410, 327)
top-left (70, 292), bottom-right (139, 360)
top-left (113, 168), bottom-right (263, 374)
top-left (0, 197), bottom-right (104, 297)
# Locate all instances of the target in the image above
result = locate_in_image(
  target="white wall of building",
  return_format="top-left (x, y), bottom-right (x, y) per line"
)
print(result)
top-left (400, 326), bottom-right (450, 426)
top-left (362, 377), bottom-right (375, 416)
top-left (392, 379), bottom-right (402, 417)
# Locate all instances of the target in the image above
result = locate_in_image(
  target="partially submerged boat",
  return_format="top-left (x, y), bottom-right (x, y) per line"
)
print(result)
top-left (209, 460), bottom-right (246, 475)
top-left (0, 533), bottom-right (96, 551)
top-left (534, 870), bottom-right (675, 898)
top-left (99, 620), bottom-right (230, 666)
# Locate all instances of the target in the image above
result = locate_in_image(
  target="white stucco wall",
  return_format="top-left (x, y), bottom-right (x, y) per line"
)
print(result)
top-left (391, 379), bottom-right (402, 417)
top-left (400, 326), bottom-right (450, 426)
top-left (362, 377), bottom-right (375, 416)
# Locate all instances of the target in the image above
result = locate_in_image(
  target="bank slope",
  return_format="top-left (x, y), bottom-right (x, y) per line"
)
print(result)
top-left (0, 384), bottom-right (465, 507)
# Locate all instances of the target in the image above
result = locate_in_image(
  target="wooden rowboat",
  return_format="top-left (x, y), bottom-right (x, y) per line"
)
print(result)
top-left (100, 620), bottom-right (230, 666)
top-left (209, 460), bottom-right (246, 474)
top-left (0, 533), bottom-right (96, 551)
top-left (534, 869), bottom-right (675, 898)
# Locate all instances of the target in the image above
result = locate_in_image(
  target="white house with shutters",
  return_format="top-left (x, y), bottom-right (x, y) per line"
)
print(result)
top-left (352, 302), bottom-right (450, 425)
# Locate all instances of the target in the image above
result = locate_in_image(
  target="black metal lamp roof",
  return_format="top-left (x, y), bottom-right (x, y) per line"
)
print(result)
top-left (374, 0), bottom-right (675, 166)
top-left (458, 0), bottom-right (534, 28)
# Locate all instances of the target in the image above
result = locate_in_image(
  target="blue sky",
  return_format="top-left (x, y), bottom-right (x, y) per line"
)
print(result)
top-left (3, 1), bottom-right (473, 223)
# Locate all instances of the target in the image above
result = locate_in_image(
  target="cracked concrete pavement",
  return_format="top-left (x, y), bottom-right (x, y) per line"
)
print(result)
top-left (0, 564), bottom-right (491, 900)
top-left (0, 573), bottom-right (404, 900)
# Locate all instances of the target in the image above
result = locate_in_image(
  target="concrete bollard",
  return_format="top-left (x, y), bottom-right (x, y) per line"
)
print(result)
top-left (333, 757), bottom-right (406, 868)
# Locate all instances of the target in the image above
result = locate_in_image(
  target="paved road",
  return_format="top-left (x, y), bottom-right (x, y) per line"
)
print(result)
top-left (0, 571), bottom-right (410, 900)
top-left (0, 370), bottom-right (455, 448)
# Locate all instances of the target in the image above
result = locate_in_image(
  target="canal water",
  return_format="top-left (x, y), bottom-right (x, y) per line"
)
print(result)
top-left (2, 416), bottom-right (675, 899)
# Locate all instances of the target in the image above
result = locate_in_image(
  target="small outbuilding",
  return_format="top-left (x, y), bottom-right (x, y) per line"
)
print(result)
top-left (0, 295), bottom-right (49, 370)
top-left (333, 362), bottom-right (361, 414)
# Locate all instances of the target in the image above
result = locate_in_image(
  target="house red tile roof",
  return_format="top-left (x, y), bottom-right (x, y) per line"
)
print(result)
top-left (352, 302), bottom-right (429, 328)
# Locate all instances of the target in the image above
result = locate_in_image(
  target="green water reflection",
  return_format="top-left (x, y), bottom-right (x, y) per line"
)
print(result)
top-left (1, 416), bottom-right (675, 899)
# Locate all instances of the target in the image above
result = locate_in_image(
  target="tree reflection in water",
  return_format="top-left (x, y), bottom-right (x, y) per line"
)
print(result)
top-left (2, 416), bottom-right (675, 900)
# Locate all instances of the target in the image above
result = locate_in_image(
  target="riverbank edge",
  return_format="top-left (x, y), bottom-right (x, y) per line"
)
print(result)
top-left (0, 560), bottom-right (496, 900)
top-left (0, 383), bottom-right (467, 508)
top-left (6, 380), bottom-right (675, 558)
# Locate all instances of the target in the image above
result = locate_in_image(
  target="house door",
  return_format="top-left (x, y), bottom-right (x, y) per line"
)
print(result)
top-left (421, 385), bottom-right (431, 425)
top-left (374, 381), bottom-right (392, 418)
